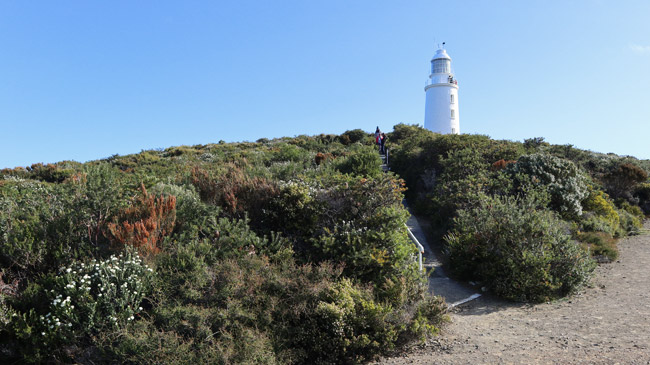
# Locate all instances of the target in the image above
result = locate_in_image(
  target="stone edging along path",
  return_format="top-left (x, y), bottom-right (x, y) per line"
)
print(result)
top-left (378, 221), bottom-right (650, 364)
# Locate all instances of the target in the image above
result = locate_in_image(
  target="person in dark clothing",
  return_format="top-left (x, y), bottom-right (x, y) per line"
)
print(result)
top-left (380, 133), bottom-right (387, 155)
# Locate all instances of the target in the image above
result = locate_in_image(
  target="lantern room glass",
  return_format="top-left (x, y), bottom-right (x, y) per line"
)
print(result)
top-left (431, 59), bottom-right (450, 74)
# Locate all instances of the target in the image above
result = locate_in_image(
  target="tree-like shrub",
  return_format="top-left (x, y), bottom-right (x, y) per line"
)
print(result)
top-left (445, 194), bottom-right (595, 302)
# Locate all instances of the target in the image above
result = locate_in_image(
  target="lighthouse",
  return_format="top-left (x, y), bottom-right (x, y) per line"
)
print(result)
top-left (424, 44), bottom-right (459, 134)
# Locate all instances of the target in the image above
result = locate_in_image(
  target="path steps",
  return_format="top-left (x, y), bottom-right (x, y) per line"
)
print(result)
top-left (380, 154), bottom-right (389, 172)
top-left (403, 202), bottom-right (481, 309)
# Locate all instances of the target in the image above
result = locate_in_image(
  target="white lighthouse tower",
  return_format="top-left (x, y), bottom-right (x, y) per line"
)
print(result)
top-left (424, 44), bottom-right (459, 134)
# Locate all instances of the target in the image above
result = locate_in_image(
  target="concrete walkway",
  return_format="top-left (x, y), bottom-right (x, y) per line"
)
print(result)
top-left (404, 202), bottom-right (481, 307)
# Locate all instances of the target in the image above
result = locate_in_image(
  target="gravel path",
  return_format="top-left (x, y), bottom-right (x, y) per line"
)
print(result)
top-left (376, 222), bottom-right (650, 364)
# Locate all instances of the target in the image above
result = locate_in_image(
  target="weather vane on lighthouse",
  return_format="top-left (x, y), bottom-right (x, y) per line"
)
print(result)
top-left (424, 42), bottom-right (459, 134)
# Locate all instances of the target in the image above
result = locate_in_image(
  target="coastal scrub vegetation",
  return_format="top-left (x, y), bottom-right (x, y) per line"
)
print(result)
top-left (389, 124), bottom-right (648, 302)
top-left (0, 134), bottom-right (443, 363)
top-left (1, 126), bottom-right (648, 362)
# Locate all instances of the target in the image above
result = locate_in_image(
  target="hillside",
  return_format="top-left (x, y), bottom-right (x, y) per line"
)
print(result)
top-left (1, 125), bottom-right (649, 363)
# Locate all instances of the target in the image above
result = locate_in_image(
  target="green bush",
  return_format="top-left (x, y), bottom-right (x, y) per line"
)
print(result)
top-left (335, 146), bottom-right (383, 178)
top-left (429, 147), bottom-right (491, 225)
top-left (340, 129), bottom-right (369, 145)
top-left (301, 278), bottom-right (398, 363)
top-left (273, 143), bottom-right (304, 162)
top-left (617, 208), bottom-right (642, 236)
top-left (506, 153), bottom-right (589, 218)
top-left (445, 194), bottom-right (595, 302)
top-left (581, 189), bottom-right (620, 234)
top-left (0, 178), bottom-right (92, 278)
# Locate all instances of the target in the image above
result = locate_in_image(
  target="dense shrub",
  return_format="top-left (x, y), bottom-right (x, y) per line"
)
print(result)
top-left (273, 143), bottom-right (304, 162)
top-left (0, 178), bottom-right (94, 279)
top-left (617, 208), bottom-right (642, 236)
top-left (445, 194), bottom-right (595, 302)
top-left (335, 146), bottom-right (383, 178)
top-left (506, 153), bottom-right (589, 218)
top-left (0, 178), bottom-right (56, 275)
top-left (429, 147), bottom-right (491, 225)
top-left (340, 129), bottom-right (369, 145)
top-left (389, 125), bottom-right (524, 204)
top-left (581, 189), bottom-right (620, 235)
top-left (26, 163), bottom-right (76, 183)
top-left (635, 182), bottom-right (650, 214)
top-left (297, 278), bottom-right (399, 363)
top-left (603, 162), bottom-right (647, 202)
top-left (190, 164), bottom-right (279, 227)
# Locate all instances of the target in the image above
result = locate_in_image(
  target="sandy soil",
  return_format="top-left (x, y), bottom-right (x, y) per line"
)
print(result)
top-left (376, 222), bottom-right (650, 364)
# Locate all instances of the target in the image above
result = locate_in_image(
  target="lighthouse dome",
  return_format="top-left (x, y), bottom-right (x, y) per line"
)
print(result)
top-left (431, 48), bottom-right (451, 61)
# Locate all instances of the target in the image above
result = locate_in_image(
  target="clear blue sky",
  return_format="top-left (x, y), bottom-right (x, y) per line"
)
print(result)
top-left (1, 0), bottom-right (649, 168)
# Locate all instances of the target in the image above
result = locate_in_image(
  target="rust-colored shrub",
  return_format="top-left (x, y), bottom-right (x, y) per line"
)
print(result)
top-left (190, 164), bottom-right (278, 219)
top-left (219, 166), bottom-right (279, 218)
top-left (314, 152), bottom-right (333, 166)
top-left (190, 166), bottom-right (219, 203)
top-left (107, 184), bottom-right (176, 255)
top-left (491, 159), bottom-right (516, 171)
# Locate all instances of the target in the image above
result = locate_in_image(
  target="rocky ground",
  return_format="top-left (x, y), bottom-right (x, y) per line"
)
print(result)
top-left (376, 222), bottom-right (650, 364)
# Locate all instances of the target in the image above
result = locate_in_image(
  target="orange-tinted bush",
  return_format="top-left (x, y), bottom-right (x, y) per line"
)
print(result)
top-left (314, 152), bottom-right (333, 166)
top-left (190, 164), bottom-right (278, 222)
top-left (190, 166), bottom-right (219, 203)
top-left (107, 184), bottom-right (176, 255)
top-left (491, 159), bottom-right (516, 171)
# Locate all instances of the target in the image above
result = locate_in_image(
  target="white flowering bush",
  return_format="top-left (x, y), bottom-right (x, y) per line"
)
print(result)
top-left (37, 249), bottom-right (154, 342)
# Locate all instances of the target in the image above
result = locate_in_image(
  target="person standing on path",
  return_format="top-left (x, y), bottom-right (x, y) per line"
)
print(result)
top-left (380, 133), bottom-right (387, 155)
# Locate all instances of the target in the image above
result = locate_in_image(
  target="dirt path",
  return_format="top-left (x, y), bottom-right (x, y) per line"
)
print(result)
top-left (377, 222), bottom-right (650, 364)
